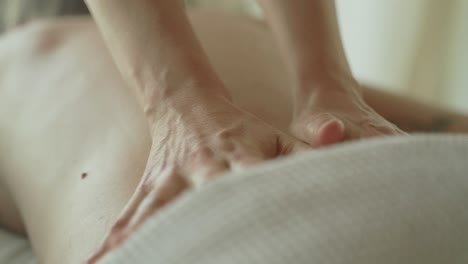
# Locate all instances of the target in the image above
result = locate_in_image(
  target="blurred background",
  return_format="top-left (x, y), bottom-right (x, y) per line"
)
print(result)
top-left (1, 0), bottom-right (467, 112)
top-left (185, 0), bottom-right (468, 112)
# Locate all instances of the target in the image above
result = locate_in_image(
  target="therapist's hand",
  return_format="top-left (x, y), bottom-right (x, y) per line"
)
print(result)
top-left (88, 91), bottom-right (310, 263)
top-left (290, 79), bottom-right (406, 147)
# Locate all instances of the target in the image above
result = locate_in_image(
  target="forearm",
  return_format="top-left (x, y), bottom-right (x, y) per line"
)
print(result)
top-left (84, 0), bottom-right (226, 114)
top-left (363, 86), bottom-right (468, 134)
top-left (257, 0), bottom-right (353, 94)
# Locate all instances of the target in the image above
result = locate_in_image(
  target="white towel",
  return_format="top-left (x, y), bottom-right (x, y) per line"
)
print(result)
top-left (101, 134), bottom-right (468, 264)
top-left (0, 229), bottom-right (35, 264)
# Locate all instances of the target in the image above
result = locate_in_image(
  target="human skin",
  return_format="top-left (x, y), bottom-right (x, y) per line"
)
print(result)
top-left (83, 0), bottom-right (406, 260)
top-left (257, 0), bottom-right (406, 147)
top-left (0, 11), bottom-right (467, 264)
top-left (82, 1), bottom-right (313, 258)
top-left (81, 2), bottom-right (407, 255)
top-left (0, 12), bottom-right (313, 263)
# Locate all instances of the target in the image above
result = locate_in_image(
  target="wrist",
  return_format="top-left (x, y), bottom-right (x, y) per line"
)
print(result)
top-left (143, 80), bottom-right (232, 124)
top-left (293, 70), bottom-right (363, 113)
top-left (295, 65), bottom-right (361, 95)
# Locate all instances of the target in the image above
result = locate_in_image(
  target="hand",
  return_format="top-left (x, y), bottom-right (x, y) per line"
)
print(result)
top-left (290, 82), bottom-right (407, 148)
top-left (87, 94), bottom-right (309, 263)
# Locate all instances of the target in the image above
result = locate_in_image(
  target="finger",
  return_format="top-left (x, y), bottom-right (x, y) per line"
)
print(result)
top-left (387, 124), bottom-right (408, 135)
top-left (128, 171), bottom-right (189, 230)
top-left (229, 154), bottom-right (265, 171)
top-left (290, 140), bottom-right (313, 154)
top-left (95, 171), bottom-right (189, 257)
top-left (87, 223), bottom-right (133, 264)
top-left (86, 229), bottom-right (127, 264)
top-left (87, 254), bottom-right (104, 264)
top-left (361, 123), bottom-right (402, 138)
top-left (341, 122), bottom-right (362, 141)
top-left (277, 134), bottom-right (312, 155)
top-left (112, 157), bottom-right (163, 229)
top-left (87, 175), bottom-right (152, 264)
top-left (314, 118), bottom-right (346, 146)
top-left (87, 164), bottom-right (167, 264)
top-left (189, 160), bottom-right (230, 188)
top-left (87, 247), bottom-right (107, 264)
top-left (292, 114), bottom-right (345, 147)
top-left (397, 129), bottom-right (409, 135)
top-left (112, 182), bottom-right (148, 231)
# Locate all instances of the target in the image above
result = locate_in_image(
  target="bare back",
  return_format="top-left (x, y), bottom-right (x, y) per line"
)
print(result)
top-left (0, 11), bottom-right (293, 263)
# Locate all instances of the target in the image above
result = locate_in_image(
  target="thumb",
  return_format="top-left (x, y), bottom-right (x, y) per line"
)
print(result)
top-left (293, 115), bottom-right (345, 147)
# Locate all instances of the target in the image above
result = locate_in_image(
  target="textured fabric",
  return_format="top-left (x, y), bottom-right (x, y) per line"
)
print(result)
top-left (0, 229), bottom-right (35, 264)
top-left (100, 134), bottom-right (468, 264)
top-left (1, 135), bottom-right (467, 263)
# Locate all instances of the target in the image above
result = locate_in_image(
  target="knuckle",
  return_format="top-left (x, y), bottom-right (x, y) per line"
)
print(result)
top-left (191, 147), bottom-right (215, 161)
top-left (214, 130), bottom-right (236, 152)
top-left (218, 140), bottom-right (236, 153)
top-left (141, 180), bottom-right (153, 193)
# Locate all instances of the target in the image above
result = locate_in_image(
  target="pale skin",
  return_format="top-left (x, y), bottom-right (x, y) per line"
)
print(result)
top-left (1, 10), bottom-right (468, 264)
top-left (257, 0), bottom-right (399, 143)
top-left (82, 0), bottom-right (407, 260)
